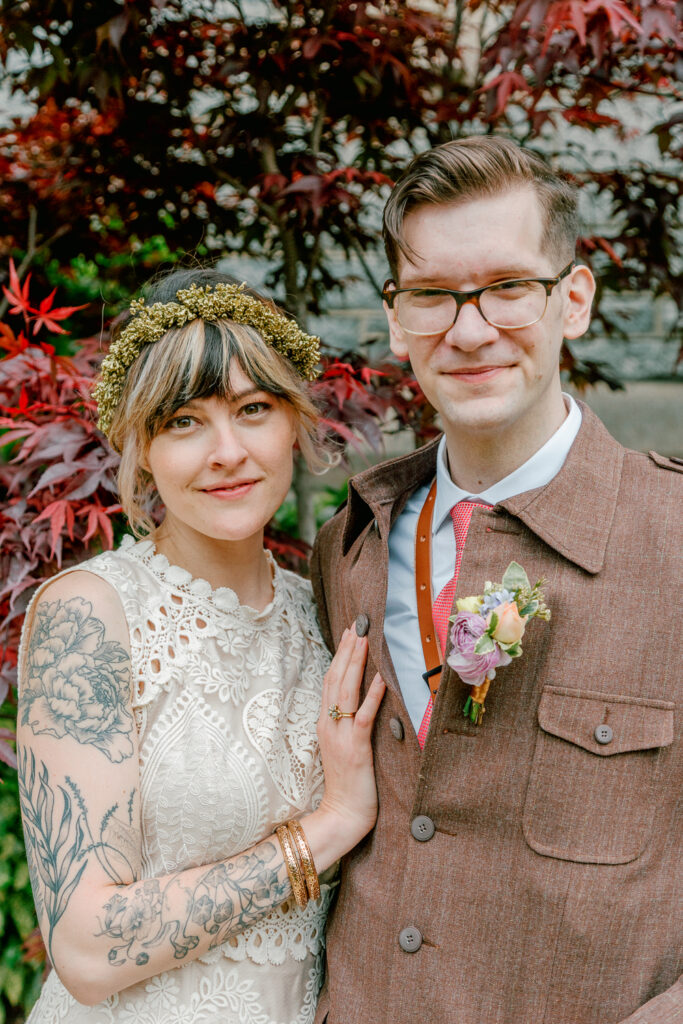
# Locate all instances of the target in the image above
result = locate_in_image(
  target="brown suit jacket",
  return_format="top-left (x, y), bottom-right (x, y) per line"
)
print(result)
top-left (311, 406), bottom-right (682, 1024)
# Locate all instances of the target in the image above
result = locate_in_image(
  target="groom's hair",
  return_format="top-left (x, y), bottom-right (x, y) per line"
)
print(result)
top-left (383, 135), bottom-right (579, 279)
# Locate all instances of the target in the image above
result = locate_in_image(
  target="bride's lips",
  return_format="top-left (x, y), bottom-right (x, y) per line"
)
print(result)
top-left (200, 479), bottom-right (259, 499)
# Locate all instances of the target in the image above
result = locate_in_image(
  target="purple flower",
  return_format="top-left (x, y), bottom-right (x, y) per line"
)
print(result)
top-left (446, 611), bottom-right (511, 687)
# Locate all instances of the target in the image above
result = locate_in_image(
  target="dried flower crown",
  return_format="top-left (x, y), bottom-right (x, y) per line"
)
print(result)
top-left (93, 281), bottom-right (321, 437)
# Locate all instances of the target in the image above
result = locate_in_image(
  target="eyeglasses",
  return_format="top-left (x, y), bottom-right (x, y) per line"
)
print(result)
top-left (383, 263), bottom-right (574, 335)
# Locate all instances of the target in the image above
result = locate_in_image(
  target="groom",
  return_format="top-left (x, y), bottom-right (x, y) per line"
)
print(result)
top-left (311, 136), bottom-right (681, 1023)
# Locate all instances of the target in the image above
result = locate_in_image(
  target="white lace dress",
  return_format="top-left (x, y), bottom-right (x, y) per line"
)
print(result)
top-left (24, 536), bottom-right (334, 1024)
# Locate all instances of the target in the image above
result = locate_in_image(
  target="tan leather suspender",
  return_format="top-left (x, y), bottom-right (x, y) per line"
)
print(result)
top-left (414, 479), bottom-right (443, 699)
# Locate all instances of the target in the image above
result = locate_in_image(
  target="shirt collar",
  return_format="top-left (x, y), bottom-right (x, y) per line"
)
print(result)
top-left (433, 393), bottom-right (582, 532)
top-left (340, 400), bottom-right (623, 574)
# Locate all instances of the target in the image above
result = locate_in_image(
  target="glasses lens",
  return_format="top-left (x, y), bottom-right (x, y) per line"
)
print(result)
top-left (481, 280), bottom-right (547, 328)
top-left (394, 290), bottom-right (457, 335)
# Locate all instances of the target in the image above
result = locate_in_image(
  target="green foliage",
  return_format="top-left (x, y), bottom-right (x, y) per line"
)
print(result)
top-left (273, 482), bottom-right (349, 538)
top-left (23, 235), bottom-right (199, 340)
top-left (0, 704), bottom-right (43, 1024)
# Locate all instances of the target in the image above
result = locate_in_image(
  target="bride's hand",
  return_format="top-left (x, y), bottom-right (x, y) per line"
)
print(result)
top-left (314, 626), bottom-right (386, 849)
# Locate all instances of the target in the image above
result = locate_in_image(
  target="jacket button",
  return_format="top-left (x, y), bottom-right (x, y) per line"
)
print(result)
top-left (411, 815), bottom-right (435, 842)
top-left (594, 724), bottom-right (613, 745)
top-left (398, 926), bottom-right (422, 953)
top-left (389, 717), bottom-right (404, 741)
top-left (355, 613), bottom-right (370, 637)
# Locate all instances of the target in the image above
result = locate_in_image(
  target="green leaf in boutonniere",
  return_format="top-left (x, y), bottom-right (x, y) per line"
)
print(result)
top-left (474, 633), bottom-right (496, 655)
top-left (502, 561), bottom-right (530, 592)
top-left (519, 600), bottom-right (538, 617)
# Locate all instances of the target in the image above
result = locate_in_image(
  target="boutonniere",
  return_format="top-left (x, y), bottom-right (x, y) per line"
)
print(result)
top-left (447, 562), bottom-right (550, 725)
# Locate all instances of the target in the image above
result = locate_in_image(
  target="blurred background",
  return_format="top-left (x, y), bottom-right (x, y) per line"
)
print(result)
top-left (0, 1), bottom-right (681, 1019)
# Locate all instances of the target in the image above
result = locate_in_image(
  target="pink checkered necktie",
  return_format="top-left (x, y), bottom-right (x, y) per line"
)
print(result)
top-left (416, 500), bottom-right (487, 749)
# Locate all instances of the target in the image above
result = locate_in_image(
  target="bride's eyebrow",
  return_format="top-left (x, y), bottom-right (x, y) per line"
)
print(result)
top-left (229, 388), bottom-right (269, 402)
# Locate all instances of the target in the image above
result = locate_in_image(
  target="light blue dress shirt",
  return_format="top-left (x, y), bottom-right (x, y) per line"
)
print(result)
top-left (384, 395), bottom-right (582, 734)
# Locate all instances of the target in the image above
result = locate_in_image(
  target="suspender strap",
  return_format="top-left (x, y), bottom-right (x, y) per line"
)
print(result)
top-left (414, 479), bottom-right (442, 699)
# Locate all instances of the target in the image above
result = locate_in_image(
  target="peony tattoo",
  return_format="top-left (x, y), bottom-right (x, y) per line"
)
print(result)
top-left (447, 562), bottom-right (550, 725)
top-left (22, 596), bottom-right (134, 762)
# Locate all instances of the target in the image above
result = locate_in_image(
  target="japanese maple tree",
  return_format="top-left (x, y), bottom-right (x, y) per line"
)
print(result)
top-left (0, 0), bottom-right (679, 370)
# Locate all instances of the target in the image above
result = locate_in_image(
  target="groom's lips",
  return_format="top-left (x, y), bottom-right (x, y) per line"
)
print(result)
top-left (447, 365), bottom-right (511, 382)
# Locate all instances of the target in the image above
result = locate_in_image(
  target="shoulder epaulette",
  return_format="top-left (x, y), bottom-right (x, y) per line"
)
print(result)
top-left (648, 451), bottom-right (683, 474)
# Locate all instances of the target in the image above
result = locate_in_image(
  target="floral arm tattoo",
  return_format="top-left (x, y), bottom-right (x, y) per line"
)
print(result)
top-left (18, 749), bottom-right (139, 965)
top-left (20, 746), bottom-right (290, 973)
top-left (22, 596), bottom-right (134, 763)
top-left (19, 595), bottom-right (295, 980)
top-left (97, 844), bottom-right (290, 968)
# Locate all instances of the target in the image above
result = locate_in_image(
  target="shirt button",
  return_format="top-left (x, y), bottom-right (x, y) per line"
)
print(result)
top-left (389, 717), bottom-right (405, 741)
top-left (398, 926), bottom-right (422, 953)
top-left (594, 724), bottom-right (613, 745)
top-left (355, 613), bottom-right (370, 637)
top-left (411, 815), bottom-right (435, 842)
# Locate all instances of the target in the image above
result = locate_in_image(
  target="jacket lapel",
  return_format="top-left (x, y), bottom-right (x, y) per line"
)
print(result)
top-left (499, 404), bottom-right (624, 574)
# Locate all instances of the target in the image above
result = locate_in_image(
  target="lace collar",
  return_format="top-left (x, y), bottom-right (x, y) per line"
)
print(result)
top-left (117, 534), bottom-right (283, 620)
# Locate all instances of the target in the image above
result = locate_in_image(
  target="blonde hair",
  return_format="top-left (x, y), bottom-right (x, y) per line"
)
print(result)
top-left (383, 136), bottom-right (579, 278)
top-left (108, 270), bottom-right (330, 537)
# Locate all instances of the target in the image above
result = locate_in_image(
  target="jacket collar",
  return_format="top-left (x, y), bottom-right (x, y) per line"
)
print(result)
top-left (341, 404), bottom-right (624, 574)
top-left (342, 437), bottom-right (440, 554)
top-left (499, 403), bottom-right (624, 574)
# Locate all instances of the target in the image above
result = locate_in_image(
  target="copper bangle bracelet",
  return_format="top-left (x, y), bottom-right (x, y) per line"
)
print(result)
top-left (287, 819), bottom-right (320, 902)
top-left (275, 824), bottom-right (308, 910)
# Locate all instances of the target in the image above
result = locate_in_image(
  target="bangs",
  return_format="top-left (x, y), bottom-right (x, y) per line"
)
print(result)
top-left (142, 320), bottom-right (292, 438)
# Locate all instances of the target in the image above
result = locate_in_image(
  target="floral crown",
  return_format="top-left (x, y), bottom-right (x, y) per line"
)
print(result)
top-left (93, 281), bottom-right (321, 437)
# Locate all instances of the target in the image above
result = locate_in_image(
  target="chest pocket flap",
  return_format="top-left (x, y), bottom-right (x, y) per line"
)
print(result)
top-left (524, 686), bottom-right (674, 864)
top-left (538, 686), bottom-right (674, 755)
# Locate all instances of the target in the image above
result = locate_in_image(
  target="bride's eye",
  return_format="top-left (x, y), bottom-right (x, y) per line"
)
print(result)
top-left (240, 401), bottom-right (271, 417)
top-left (167, 414), bottom-right (195, 430)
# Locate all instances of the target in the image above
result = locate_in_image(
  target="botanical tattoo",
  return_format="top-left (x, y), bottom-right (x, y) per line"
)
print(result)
top-left (18, 748), bottom-right (139, 963)
top-left (97, 841), bottom-right (289, 967)
top-left (22, 596), bottom-right (134, 762)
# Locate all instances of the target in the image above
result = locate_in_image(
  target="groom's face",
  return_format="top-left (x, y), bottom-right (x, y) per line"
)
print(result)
top-left (384, 187), bottom-right (594, 445)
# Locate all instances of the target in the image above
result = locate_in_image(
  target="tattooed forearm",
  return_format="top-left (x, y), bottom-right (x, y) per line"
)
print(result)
top-left (21, 596), bottom-right (133, 763)
top-left (97, 841), bottom-right (289, 967)
top-left (20, 745), bottom-right (291, 978)
top-left (18, 749), bottom-right (138, 963)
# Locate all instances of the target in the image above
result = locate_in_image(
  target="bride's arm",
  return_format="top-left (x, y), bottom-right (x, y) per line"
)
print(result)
top-left (17, 570), bottom-right (383, 1006)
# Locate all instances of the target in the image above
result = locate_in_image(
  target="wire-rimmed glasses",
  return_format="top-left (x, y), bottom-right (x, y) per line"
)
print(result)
top-left (383, 263), bottom-right (574, 335)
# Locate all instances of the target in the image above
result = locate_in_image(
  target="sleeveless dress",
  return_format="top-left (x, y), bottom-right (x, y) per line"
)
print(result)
top-left (21, 536), bottom-right (335, 1024)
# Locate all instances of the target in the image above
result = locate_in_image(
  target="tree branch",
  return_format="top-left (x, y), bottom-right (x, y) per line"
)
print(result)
top-left (0, 205), bottom-right (37, 319)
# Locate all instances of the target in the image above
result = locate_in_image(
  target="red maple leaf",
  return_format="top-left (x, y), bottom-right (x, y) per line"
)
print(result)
top-left (30, 289), bottom-right (88, 335)
top-left (584, 0), bottom-right (643, 37)
top-left (2, 259), bottom-right (32, 318)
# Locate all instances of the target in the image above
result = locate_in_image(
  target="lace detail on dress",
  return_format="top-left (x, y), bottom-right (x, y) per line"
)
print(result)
top-left (140, 689), bottom-right (270, 871)
top-left (243, 689), bottom-right (323, 809)
top-left (202, 883), bottom-right (334, 968)
top-left (105, 964), bottom-right (321, 1024)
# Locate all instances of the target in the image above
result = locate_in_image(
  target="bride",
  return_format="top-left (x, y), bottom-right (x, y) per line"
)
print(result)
top-left (17, 267), bottom-right (385, 1023)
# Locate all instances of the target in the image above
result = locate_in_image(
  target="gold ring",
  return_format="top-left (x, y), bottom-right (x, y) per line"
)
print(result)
top-left (328, 703), bottom-right (355, 720)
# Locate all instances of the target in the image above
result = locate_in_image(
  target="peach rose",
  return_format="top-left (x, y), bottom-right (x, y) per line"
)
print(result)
top-left (488, 601), bottom-right (526, 646)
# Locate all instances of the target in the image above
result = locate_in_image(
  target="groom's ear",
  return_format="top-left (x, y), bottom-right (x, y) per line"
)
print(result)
top-left (562, 264), bottom-right (596, 340)
top-left (384, 287), bottom-right (410, 362)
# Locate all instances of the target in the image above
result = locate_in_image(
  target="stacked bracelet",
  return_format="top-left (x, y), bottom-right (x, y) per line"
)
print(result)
top-left (287, 819), bottom-right (321, 901)
top-left (274, 820), bottom-right (320, 909)
top-left (275, 824), bottom-right (308, 909)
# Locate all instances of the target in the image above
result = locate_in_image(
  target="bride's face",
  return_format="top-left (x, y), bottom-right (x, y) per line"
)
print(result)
top-left (145, 362), bottom-right (297, 546)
